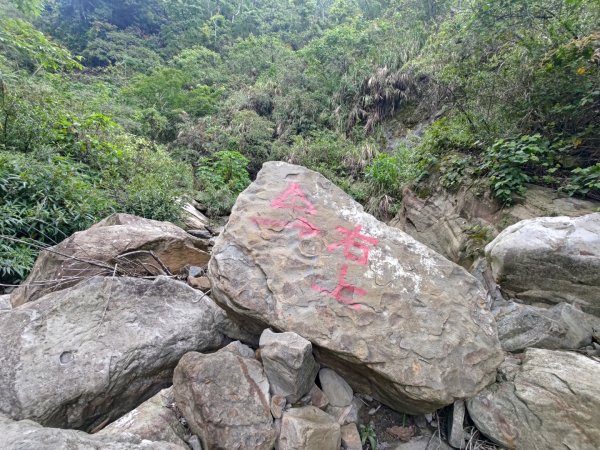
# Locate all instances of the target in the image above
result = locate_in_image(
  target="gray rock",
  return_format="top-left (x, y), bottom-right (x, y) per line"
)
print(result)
top-left (173, 343), bottom-right (276, 450)
top-left (319, 368), bottom-right (353, 408)
top-left (0, 413), bottom-right (186, 450)
top-left (494, 301), bottom-right (600, 351)
top-left (100, 388), bottom-right (189, 448)
top-left (325, 396), bottom-right (362, 425)
top-left (308, 384), bottom-right (329, 410)
top-left (278, 406), bottom-right (341, 450)
top-left (11, 213), bottom-right (211, 306)
top-left (259, 329), bottom-right (319, 403)
top-left (486, 214), bottom-right (600, 316)
top-left (393, 435), bottom-right (453, 450)
top-left (0, 294), bottom-right (11, 311)
top-left (446, 400), bottom-right (465, 449)
top-left (340, 423), bottom-right (362, 450)
top-left (0, 276), bottom-right (225, 430)
top-left (467, 349), bottom-right (600, 449)
top-left (391, 182), bottom-right (599, 267)
top-left (208, 162), bottom-right (503, 414)
top-left (270, 395), bottom-right (286, 419)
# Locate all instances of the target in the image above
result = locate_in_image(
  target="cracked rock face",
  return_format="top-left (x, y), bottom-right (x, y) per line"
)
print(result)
top-left (486, 213), bottom-right (600, 316)
top-left (0, 276), bottom-right (226, 430)
top-left (208, 162), bottom-right (503, 414)
top-left (467, 349), bottom-right (600, 450)
top-left (173, 343), bottom-right (277, 450)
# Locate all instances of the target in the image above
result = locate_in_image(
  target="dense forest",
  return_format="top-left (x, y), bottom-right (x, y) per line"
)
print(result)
top-left (1, 0), bottom-right (599, 286)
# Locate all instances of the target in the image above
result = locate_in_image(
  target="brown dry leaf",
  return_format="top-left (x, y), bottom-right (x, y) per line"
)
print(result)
top-left (386, 425), bottom-right (416, 442)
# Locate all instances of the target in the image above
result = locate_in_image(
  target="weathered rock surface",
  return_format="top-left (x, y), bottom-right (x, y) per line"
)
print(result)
top-left (392, 183), bottom-right (599, 266)
top-left (319, 368), bottom-right (353, 407)
top-left (0, 414), bottom-right (186, 450)
top-left (11, 213), bottom-right (210, 306)
top-left (259, 329), bottom-right (319, 403)
top-left (100, 388), bottom-right (189, 448)
top-left (446, 400), bottom-right (465, 449)
top-left (209, 162), bottom-right (503, 413)
top-left (278, 406), bottom-right (341, 450)
top-left (0, 276), bottom-right (225, 430)
top-left (0, 293), bottom-right (11, 311)
top-left (340, 423), bottom-right (362, 450)
top-left (173, 343), bottom-right (276, 450)
top-left (486, 214), bottom-right (600, 316)
top-left (467, 349), bottom-right (600, 449)
top-left (494, 301), bottom-right (600, 351)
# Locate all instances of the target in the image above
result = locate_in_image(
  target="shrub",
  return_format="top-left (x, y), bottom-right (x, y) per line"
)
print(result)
top-left (482, 134), bottom-right (550, 204)
top-left (196, 150), bottom-right (251, 216)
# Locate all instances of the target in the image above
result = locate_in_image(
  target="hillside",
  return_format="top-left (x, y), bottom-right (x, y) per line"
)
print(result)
top-left (1, 0), bottom-right (599, 286)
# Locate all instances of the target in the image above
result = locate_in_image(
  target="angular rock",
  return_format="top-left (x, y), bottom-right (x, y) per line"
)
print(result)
top-left (447, 400), bottom-right (465, 449)
top-left (467, 349), bottom-right (600, 449)
top-left (209, 162), bottom-right (503, 413)
top-left (189, 276), bottom-right (211, 291)
top-left (326, 396), bottom-right (362, 425)
top-left (270, 395), bottom-right (286, 419)
top-left (0, 293), bottom-right (11, 311)
top-left (100, 388), bottom-right (189, 448)
top-left (494, 301), bottom-right (600, 351)
top-left (278, 406), bottom-right (341, 450)
top-left (309, 384), bottom-right (329, 410)
top-left (486, 214), bottom-right (600, 315)
top-left (319, 368), bottom-right (353, 407)
top-left (173, 343), bottom-right (276, 450)
top-left (0, 276), bottom-right (225, 430)
top-left (259, 329), bottom-right (319, 403)
top-left (0, 414), bottom-right (186, 450)
top-left (341, 423), bottom-right (362, 450)
top-left (12, 213), bottom-right (210, 306)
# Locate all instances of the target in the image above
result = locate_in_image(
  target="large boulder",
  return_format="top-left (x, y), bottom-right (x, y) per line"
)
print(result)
top-left (494, 301), bottom-right (600, 352)
top-left (208, 162), bottom-right (503, 414)
top-left (173, 343), bottom-right (277, 450)
top-left (0, 276), bottom-right (226, 430)
top-left (11, 213), bottom-right (210, 306)
top-left (99, 388), bottom-right (189, 448)
top-left (486, 214), bottom-right (600, 316)
top-left (0, 414), bottom-right (186, 450)
top-left (467, 349), bottom-right (600, 449)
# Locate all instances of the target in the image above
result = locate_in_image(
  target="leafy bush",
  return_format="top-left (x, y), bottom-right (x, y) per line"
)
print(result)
top-left (564, 163), bottom-right (600, 200)
top-left (196, 151), bottom-right (251, 216)
top-left (482, 135), bottom-right (550, 204)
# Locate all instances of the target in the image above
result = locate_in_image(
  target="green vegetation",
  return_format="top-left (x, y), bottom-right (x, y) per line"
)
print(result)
top-left (1, 0), bottom-right (599, 285)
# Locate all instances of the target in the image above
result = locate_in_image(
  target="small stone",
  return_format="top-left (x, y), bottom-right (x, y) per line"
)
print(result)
top-left (341, 423), bottom-right (362, 450)
top-left (447, 400), bottom-right (465, 449)
top-left (259, 329), bottom-right (319, 403)
top-left (326, 396), bottom-right (362, 425)
top-left (271, 395), bottom-right (286, 419)
top-left (278, 406), bottom-right (341, 450)
top-left (187, 435), bottom-right (203, 450)
top-left (189, 276), bottom-right (211, 291)
top-left (319, 368), bottom-right (353, 407)
top-left (223, 341), bottom-right (255, 359)
top-left (188, 266), bottom-right (205, 278)
top-left (309, 384), bottom-right (329, 410)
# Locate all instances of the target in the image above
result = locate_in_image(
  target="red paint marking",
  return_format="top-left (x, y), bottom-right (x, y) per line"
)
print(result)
top-left (271, 183), bottom-right (317, 215)
top-left (252, 217), bottom-right (321, 238)
top-left (327, 225), bottom-right (379, 265)
top-left (312, 265), bottom-right (365, 310)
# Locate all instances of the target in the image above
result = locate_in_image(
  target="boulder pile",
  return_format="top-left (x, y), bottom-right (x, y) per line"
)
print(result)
top-left (1, 162), bottom-right (598, 450)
